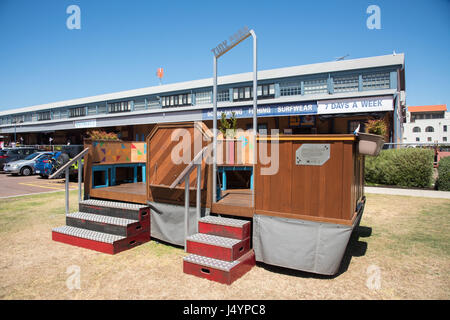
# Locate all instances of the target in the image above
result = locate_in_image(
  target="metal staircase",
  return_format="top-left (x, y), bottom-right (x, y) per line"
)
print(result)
top-left (52, 199), bottom-right (151, 254)
top-left (50, 148), bottom-right (151, 254)
top-left (183, 215), bottom-right (255, 285)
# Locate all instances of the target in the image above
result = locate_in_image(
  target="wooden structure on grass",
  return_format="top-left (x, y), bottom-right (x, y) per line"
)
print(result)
top-left (54, 120), bottom-right (380, 280)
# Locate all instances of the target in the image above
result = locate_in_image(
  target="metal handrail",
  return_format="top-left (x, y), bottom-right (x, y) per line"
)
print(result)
top-left (48, 147), bottom-right (89, 215)
top-left (169, 146), bottom-right (208, 250)
top-left (169, 146), bottom-right (208, 189)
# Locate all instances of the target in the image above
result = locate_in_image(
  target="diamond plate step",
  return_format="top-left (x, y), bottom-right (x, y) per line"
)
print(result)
top-left (79, 199), bottom-right (150, 221)
top-left (183, 250), bottom-right (256, 285)
top-left (52, 226), bottom-right (150, 254)
top-left (66, 212), bottom-right (149, 237)
top-left (198, 216), bottom-right (251, 240)
top-left (186, 233), bottom-right (250, 262)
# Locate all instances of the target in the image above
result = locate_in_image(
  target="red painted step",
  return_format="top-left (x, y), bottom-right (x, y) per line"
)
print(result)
top-left (52, 226), bottom-right (150, 255)
top-left (186, 233), bottom-right (250, 262)
top-left (183, 249), bottom-right (255, 285)
top-left (198, 216), bottom-right (250, 240)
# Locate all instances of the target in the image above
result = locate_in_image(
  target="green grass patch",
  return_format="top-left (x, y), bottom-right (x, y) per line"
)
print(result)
top-left (0, 191), bottom-right (78, 234)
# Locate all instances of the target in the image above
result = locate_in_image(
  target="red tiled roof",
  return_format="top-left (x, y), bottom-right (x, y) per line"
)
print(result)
top-left (408, 105), bottom-right (447, 112)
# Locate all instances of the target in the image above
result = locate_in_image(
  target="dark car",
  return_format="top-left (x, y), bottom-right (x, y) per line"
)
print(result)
top-left (35, 151), bottom-right (83, 180)
top-left (0, 147), bottom-right (38, 171)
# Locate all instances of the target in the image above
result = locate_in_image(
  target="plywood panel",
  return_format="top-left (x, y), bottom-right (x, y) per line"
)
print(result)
top-left (255, 135), bottom-right (359, 224)
top-left (146, 122), bottom-right (212, 206)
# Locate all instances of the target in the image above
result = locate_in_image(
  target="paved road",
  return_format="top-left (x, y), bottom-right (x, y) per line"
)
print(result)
top-left (365, 186), bottom-right (450, 199)
top-left (0, 172), bottom-right (78, 198)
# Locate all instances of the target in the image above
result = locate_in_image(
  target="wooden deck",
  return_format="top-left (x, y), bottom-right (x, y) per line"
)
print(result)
top-left (89, 182), bottom-right (147, 204)
top-left (211, 189), bottom-right (254, 218)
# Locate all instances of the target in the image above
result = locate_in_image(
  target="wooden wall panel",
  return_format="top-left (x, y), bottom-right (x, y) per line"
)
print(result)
top-left (255, 135), bottom-right (360, 224)
top-left (146, 122), bottom-right (212, 205)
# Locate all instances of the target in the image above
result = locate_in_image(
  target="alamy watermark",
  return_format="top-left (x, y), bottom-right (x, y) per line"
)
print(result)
top-left (366, 5), bottom-right (381, 30)
top-left (66, 5), bottom-right (81, 30)
top-left (66, 265), bottom-right (81, 290)
top-left (170, 125), bottom-right (280, 176)
top-left (366, 264), bottom-right (381, 290)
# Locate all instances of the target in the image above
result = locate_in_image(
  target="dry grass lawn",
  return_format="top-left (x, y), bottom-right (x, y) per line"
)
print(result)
top-left (0, 190), bottom-right (449, 300)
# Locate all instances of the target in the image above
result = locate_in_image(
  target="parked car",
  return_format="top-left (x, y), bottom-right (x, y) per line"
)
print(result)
top-left (0, 147), bottom-right (38, 171)
top-left (3, 151), bottom-right (53, 176)
top-left (35, 151), bottom-right (83, 179)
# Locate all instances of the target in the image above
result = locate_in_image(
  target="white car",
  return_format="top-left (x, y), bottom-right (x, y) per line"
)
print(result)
top-left (3, 152), bottom-right (53, 176)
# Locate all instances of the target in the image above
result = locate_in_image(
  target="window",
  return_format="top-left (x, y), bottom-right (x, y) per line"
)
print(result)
top-left (362, 72), bottom-right (390, 90)
top-left (413, 127), bottom-right (421, 133)
top-left (348, 120), bottom-right (366, 134)
top-left (161, 93), bottom-right (192, 107)
top-left (427, 137), bottom-right (432, 142)
top-left (195, 91), bottom-right (211, 105)
top-left (88, 106), bottom-right (97, 115)
top-left (69, 107), bottom-right (86, 118)
top-left (97, 104), bottom-right (107, 114)
top-left (333, 75), bottom-right (359, 93)
top-left (425, 126), bottom-right (434, 132)
top-left (303, 78), bottom-right (327, 95)
top-left (52, 110), bottom-right (60, 120)
top-left (217, 90), bottom-right (230, 102)
top-left (444, 125), bottom-right (447, 132)
top-left (443, 137), bottom-right (447, 142)
top-left (258, 84), bottom-right (275, 99)
top-left (11, 115), bottom-right (25, 123)
top-left (280, 82), bottom-right (301, 96)
top-left (233, 84), bottom-right (274, 102)
top-left (416, 137), bottom-right (420, 142)
top-left (38, 111), bottom-right (51, 121)
top-left (108, 101), bottom-right (131, 113)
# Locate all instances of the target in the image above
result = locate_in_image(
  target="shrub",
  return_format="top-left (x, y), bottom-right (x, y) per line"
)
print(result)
top-left (87, 130), bottom-right (119, 141)
top-left (365, 119), bottom-right (387, 136)
top-left (436, 157), bottom-right (450, 191)
top-left (365, 148), bottom-right (434, 188)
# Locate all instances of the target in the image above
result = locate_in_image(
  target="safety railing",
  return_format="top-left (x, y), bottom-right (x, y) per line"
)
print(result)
top-left (49, 148), bottom-right (90, 215)
top-left (170, 146), bottom-right (208, 250)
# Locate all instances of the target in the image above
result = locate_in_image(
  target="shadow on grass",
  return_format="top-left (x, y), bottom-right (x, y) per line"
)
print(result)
top-left (256, 225), bottom-right (371, 280)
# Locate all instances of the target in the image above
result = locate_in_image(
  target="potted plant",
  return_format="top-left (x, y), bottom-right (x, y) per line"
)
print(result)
top-left (357, 119), bottom-right (386, 156)
top-left (219, 112), bottom-right (237, 164)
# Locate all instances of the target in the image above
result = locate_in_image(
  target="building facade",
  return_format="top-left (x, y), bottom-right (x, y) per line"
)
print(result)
top-left (0, 54), bottom-right (406, 145)
top-left (403, 105), bottom-right (449, 144)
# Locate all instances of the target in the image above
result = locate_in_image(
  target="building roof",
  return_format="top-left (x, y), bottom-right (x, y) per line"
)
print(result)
top-left (0, 53), bottom-right (404, 117)
top-left (408, 105), bottom-right (447, 113)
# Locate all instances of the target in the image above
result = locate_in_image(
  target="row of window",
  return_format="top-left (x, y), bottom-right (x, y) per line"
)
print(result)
top-left (0, 71), bottom-right (393, 124)
top-left (415, 137), bottom-right (448, 142)
top-left (161, 93), bottom-right (192, 107)
top-left (279, 72), bottom-right (390, 96)
top-left (411, 112), bottom-right (445, 122)
top-left (412, 125), bottom-right (448, 133)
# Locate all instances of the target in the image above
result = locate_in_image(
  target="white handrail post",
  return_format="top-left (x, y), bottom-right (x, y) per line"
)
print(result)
top-left (250, 29), bottom-right (257, 208)
top-left (212, 55), bottom-right (218, 203)
top-left (196, 163), bottom-right (201, 232)
top-left (65, 168), bottom-right (69, 215)
top-left (184, 175), bottom-right (190, 252)
top-left (77, 158), bottom-right (82, 202)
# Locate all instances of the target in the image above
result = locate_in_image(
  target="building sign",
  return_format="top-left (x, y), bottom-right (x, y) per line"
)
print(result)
top-left (317, 96), bottom-right (393, 114)
top-left (295, 144), bottom-right (330, 166)
top-left (74, 119), bottom-right (97, 129)
top-left (211, 26), bottom-right (251, 58)
top-left (202, 102), bottom-right (317, 120)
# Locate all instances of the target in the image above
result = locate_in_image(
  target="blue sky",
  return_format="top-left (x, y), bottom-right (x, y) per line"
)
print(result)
top-left (0, 0), bottom-right (449, 112)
